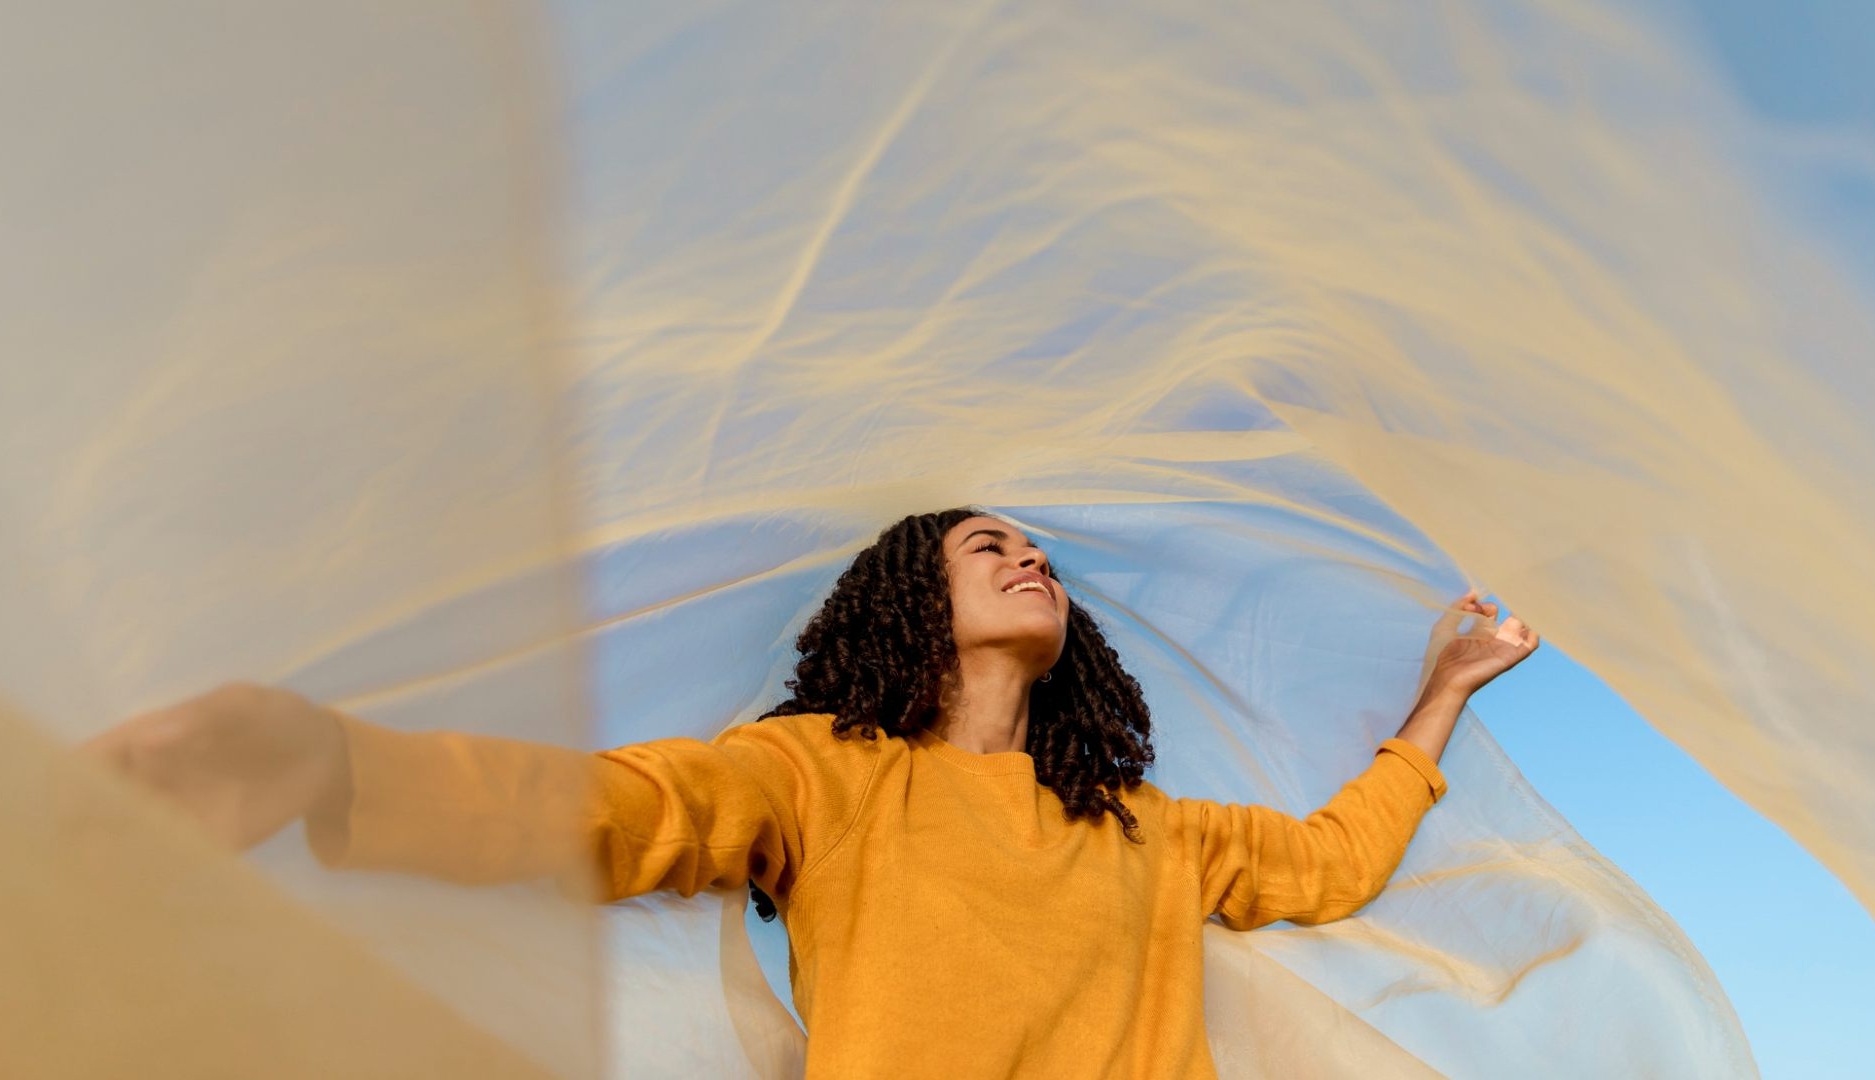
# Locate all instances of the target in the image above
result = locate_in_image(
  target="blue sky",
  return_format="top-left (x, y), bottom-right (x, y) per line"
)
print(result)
top-left (1473, 639), bottom-right (1875, 1079)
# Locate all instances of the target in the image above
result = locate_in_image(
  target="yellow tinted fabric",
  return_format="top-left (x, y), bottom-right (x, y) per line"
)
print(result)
top-left (10, 0), bottom-right (1870, 1076)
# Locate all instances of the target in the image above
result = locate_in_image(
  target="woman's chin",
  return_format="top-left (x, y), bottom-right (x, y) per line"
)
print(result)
top-left (964, 614), bottom-right (1066, 662)
top-left (1014, 629), bottom-right (1068, 670)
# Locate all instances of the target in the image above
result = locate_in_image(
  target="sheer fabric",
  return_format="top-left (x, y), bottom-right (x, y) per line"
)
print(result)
top-left (8, 0), bottom-right (1872, 1076)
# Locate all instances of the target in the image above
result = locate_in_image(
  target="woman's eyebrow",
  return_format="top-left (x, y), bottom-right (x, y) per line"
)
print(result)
top-left (958, 528), bottom-right (1008, 548)
top-left (959, 527), bottom-right (1038, 551)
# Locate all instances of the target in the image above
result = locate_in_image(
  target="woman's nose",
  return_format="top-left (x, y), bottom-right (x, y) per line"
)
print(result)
top-left (1019, 550), bottom-right (1048, 574)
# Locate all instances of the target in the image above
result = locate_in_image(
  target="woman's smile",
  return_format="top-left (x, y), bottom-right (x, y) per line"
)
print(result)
top-left (1001, 571), bottom-right (1055, 600)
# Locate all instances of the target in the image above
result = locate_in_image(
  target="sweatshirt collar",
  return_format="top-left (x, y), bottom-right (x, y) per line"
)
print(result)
top-left (910, 728), bottom-right (1037, 777)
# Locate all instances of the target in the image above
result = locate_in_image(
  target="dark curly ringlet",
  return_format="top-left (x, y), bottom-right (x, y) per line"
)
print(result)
top-left (750, 506), bottom-right (1155, 921)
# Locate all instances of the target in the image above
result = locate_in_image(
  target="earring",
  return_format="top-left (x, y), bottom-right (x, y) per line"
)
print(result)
top-left (1039, 671), bottom-right (1052, 684)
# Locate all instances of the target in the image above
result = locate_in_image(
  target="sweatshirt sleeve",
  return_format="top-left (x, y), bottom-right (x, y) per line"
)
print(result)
top-left (306, 714), bottom-right (829, 903)
top-left (1176, 738), bottom-right (1446, 931)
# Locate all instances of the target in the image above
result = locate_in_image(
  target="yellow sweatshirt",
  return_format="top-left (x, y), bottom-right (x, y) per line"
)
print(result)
top-left (310, 712), bottom-right (1446, 1079)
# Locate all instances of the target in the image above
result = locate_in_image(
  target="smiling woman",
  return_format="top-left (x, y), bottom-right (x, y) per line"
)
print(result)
top-left (762, 510), bottom-right (1159, 855)
top-left (85, 505), bottom-right (1521, 1079)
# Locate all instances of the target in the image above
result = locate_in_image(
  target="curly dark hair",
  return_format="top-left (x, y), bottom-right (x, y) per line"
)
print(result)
top-left (751, 506), bottom-right (1155, 920)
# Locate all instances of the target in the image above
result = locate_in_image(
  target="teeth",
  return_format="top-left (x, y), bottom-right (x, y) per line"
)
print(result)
top-left (1005, 581), bottom-right (1048, 595)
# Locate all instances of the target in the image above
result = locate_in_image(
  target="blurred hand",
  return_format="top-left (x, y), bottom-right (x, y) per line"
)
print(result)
top-left (82, 682), bottom-right (350, 851)
top-left (1418, 588), bottom-right (1542, 699)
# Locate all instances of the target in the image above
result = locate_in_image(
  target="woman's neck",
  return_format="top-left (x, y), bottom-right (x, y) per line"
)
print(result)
top-left (930, 652), bottom-right (1032, 754)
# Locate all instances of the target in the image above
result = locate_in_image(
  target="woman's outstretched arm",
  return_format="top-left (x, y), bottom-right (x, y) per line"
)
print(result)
top-left (1179, 589), bottom-right (1540, 931)
top-left (83, 683), bottom-right (816, 904)
top-left (1176, 737), bottom-right (1447, 931)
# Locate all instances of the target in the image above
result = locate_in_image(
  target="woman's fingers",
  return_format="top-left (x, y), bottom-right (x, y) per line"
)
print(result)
top-left (1450, 594), bottom-right (1500, 631)
top-left (1438, 589), bottom-right (1535, 649)
top-left (1437, 588), bottom-right (1541, 664)
top-left (1496, 615), bottom-right (1540, 649)
top-left (1432, 591), bottom-right (1505, 652)
top-left (1432, 595), bottom-right (1472, 637)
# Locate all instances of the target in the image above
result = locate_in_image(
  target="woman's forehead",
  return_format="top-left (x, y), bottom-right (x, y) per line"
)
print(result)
top-left (946, 514), bottom-right (1032, 548)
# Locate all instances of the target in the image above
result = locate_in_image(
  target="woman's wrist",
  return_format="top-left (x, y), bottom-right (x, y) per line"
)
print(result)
top-left (1394, 682), bottom-right (1469, 763)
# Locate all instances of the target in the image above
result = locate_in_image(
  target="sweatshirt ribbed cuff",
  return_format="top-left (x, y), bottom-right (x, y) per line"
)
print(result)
top-left (304, 712), bottom-right (445, 870)
top-left (1375, 737), bottom-right (1448, 804)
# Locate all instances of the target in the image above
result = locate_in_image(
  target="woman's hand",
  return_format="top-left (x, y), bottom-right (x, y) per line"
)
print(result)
top-left (81, 682), bottom-right (351, 851)
top-left (1418, 588), bottom-right (1541, 699)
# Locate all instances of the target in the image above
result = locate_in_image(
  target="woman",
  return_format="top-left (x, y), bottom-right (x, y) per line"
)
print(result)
top-left (88, 507), bottom-right (1539, 1078)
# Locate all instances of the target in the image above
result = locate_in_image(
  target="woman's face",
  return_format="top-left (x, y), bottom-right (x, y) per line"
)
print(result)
top-left (941, 515), bottom-right (1069, 675)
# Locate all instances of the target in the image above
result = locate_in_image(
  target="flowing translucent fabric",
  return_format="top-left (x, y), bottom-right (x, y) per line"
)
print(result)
top-left (5, 0), bottom-right (1870, 1076)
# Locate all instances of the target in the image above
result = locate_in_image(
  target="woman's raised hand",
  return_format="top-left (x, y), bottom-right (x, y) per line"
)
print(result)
top-left (1417, 588), bottom-right (1542, 699)
top-left (81, 682), bottom-right (351, 851)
